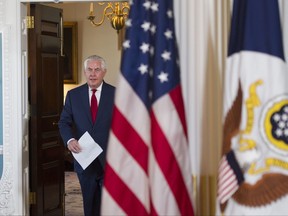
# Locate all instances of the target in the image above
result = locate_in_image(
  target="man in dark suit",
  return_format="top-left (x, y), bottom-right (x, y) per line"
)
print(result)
top-left (58, 55), bottom-right (115, 216)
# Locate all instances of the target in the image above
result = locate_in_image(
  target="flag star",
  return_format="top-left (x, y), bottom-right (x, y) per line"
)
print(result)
top-left (151, 2), bottom-right (159, 12)
top-left (140, 42), bottom-right (150, 53)
top-left (279, 121), bottom-right (285, 128)
top-left (125, 19), bottom-right (132, 27)
top-left (273, 114), bottom-right (281, 122)
top-left (150, 25), bottom-right (156, 34)
top-left (123, 40), bottom-right (130, 49)
top-left (158, 71), bottom-right (169, 83)
top-left (164, 29), bottom-right (173, 39)
top-left (275, 128), bottom-right (283, 136)
top-left (167, 10), bottom-right (173, 18)
top-left (141, 21), bottom-right (151, 32)
top-left (143, 1), bottom-right (151, 10)
top-left (138, 64), bottom-right (148, 74)
top-left (129, 0), bottom-right (133, 6)
top-left (161, 50), bottom-right (171, 61)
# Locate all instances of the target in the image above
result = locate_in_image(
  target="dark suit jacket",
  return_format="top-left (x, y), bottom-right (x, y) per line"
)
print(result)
top-left (58, 81), bottom-right (115, 176)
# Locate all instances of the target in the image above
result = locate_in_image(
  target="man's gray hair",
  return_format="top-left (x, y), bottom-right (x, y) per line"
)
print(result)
top-left (83, 55), bottom-right (107, 71)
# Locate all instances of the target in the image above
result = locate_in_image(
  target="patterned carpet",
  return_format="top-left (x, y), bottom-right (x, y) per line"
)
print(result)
top-left (65, 171), bottom-right (84, 216)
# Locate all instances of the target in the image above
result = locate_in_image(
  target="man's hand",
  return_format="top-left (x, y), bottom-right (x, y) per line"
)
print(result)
top-left (67, 139), bottom-right (82, 153)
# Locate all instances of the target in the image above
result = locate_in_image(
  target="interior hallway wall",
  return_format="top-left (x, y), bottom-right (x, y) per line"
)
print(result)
top-left (49, 2), bottom-right (122, 100)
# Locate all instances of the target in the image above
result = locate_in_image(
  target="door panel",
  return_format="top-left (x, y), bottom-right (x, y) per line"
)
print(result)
top-left (41, 53), bottom-right (61, 114)
top-left (28, 4), bottom-right (64, 216)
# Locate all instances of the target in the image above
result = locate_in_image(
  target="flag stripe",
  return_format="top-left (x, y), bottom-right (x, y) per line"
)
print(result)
top-left (218, 173), bottom-right (236, 192)
top-left (218, 168), bottom-right (234, 186)
top-left (104, 163), bottom-right (149, 215)
top-left (152, 91), bottom-right (193, 192)
top-left (219, 166), bottom-right (232, 181)
top-left (219, 157), bottom-right (228, 171)
top-left (104, 164), bottom-right (149, 215)
top-left (149, 151), bottom-right (180, 215)
top-left (115, 75), bottom-right (150, 144)
top-left (107, 132), bottom-right (150, 209)
top-left (219, 179), bottom-right (238, 198)
top-left (151, 104), bottom-right (194, 215)
top-left (169, 85), bottom-right (188, 136)
top-left (219, 185), bottom-right (238, 204)
top-left (111, 106), bottom-right (149, 172)
top-left (219, 161), bottom-right (230, 176)
top-left (150, 202), bottom-right (158, 216)
top-left (218, 170), bottom-right (234, 187)
top-left (101, 188), bottom-right (126, 215)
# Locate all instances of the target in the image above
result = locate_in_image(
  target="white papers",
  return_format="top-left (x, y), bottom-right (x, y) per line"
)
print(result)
top-left (72, 131), bottom-right (103, 170)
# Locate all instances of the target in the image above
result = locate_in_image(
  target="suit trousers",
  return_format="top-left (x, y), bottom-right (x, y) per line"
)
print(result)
top-left (77, 161), bottom-right (103, 216)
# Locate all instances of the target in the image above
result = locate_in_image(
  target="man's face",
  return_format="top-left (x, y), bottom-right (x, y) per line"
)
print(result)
top-left (84, 60), bottom-right (106, 89)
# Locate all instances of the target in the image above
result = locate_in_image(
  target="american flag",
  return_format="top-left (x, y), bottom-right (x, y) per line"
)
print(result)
top-left (217, 151), bottom-right (244, 205)
top-left (101, 0), bottom-right (194, 215)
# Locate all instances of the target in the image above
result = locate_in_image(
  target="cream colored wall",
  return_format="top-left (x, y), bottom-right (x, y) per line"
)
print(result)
top-left (49, 2), bottom-right (122, 99)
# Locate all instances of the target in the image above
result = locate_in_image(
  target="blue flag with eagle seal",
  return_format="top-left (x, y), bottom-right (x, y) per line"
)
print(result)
top-left (217, 0), bottom-right (288, 215)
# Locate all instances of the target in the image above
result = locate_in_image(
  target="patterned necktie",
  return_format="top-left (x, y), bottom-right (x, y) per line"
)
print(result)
top-left (91, 89), bottom-right (98, 123)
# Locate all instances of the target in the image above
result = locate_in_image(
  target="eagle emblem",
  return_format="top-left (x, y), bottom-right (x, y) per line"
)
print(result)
top-left (221, 80), bottom-right (288, 209)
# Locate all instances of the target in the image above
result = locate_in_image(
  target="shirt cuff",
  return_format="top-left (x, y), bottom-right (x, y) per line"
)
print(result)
top-left (67, 138), bottom-right (75, 146)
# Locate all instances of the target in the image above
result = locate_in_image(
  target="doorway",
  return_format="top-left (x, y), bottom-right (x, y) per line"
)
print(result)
top-left (24, 1), bottom-right (122, 215)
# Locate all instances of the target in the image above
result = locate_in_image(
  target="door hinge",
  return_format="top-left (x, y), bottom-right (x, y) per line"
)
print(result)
top-left (29, 192), bottom-right (36, 205)
top-left (26, 16), bottom-right (34, 29)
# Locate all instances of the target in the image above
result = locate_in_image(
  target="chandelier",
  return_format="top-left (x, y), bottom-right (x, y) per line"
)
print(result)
top-left (87, 2), bottom-right (130, 33)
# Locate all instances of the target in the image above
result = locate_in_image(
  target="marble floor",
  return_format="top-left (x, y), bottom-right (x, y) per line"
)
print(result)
top-left (65, 171), bottom-right (84, 216)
